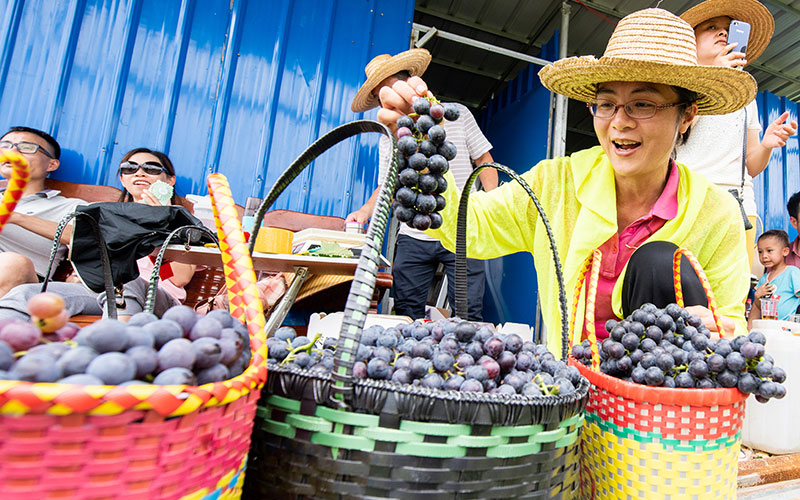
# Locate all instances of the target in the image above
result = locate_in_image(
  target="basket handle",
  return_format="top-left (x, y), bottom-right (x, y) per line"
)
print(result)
top-left (454, 163), bottom-right (570, 361)
top-left (673, 248), bottom-right (726, 336)
top-left (207, 173), bottom-right (268, 386)
top-left (247, 120), bottom-right (396, 256)
top-left (145, 225), bottom-right (219, 313)
top-left (568, 250), bottom-right (602, 372)
top-left (575, 246), bottom-right (727, 370)
top-left (0, 149), bottom-right (30, 235)
top-left (41, 211), bottom-right (118, 319)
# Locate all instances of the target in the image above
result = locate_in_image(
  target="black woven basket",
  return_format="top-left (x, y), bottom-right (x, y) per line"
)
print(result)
top-left (242, 121), bottom-right (588, 499)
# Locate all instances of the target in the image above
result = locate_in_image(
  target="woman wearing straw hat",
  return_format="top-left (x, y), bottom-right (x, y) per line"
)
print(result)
top-left (676, 0), bottom-right (797, 272)
top-left (348, 49), bottom-right (498, 321)
top-left (376, 8), bottom-right (756, 356)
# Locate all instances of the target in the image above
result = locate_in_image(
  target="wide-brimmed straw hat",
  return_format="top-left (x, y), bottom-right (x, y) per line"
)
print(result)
top-left (351, 49), bottom-right (432, 113)
top-left (680, 0), bottom-right (774, 64)
top-left (538, 8), bottom-right (756, 115)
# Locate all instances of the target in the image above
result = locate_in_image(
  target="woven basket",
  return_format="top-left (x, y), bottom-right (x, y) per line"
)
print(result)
top-left (570, 248), bottom-right (747, 499)
top-left (242, 130), bottom-right (589, 499)
top-left (0, 174), bottom-right (268, 500)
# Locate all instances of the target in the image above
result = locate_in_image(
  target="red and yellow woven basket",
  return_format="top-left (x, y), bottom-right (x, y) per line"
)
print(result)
top-left (0, 173), bottom-right (268, 500)
top-left (570, 249), bottom-right (747, 499)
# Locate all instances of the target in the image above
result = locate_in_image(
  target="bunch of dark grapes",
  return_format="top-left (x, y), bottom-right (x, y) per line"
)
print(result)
top-left (0, 299), bottom-right (251, 386)
top-left (571, 303), bottom-right (787, 402)
top-left (392, 98), bottom-right (460, 231)
top-left (269, 319), bottom-right (586, 397)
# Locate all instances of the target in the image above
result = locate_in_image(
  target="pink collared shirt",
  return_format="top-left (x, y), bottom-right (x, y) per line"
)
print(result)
top-left (590, 161), bottom-right (680, 339)
top-left (786, 237), bottom-right (800, 269)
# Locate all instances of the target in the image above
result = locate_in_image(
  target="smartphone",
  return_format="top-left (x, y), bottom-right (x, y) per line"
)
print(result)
top-left (727, 19), bottom-right (751, 66)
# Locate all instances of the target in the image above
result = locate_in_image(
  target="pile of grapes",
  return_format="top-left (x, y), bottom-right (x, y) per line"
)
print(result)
top-left (0, 293), bottom-right (251, 386)
top-left (392, 98), bottom-right (460, 231)
top-left (571, 303), bottom-right (787, 402)
top-left (268, 319), bottom-right (585, 397)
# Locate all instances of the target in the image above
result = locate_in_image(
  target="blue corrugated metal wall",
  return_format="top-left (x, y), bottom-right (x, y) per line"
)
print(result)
top-left (0, 0), bottom-right (414, 215)
top-left (753, 92), bottom-right (800, 240)
top-left (476, 33), bottom-right (558, 328)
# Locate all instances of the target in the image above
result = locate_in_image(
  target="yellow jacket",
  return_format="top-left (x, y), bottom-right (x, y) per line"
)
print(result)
top-left (428, 146), bottom-right (749, 357)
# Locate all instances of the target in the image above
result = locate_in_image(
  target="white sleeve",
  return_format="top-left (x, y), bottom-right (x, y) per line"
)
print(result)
top-left (746, 100), bottom-right (762, 132)
top-left (458, 103), bottom-right (492, 160)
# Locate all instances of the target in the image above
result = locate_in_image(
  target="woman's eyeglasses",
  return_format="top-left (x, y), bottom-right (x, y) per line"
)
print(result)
top-left (587, 99), bottom-right (685, 119)
top-left (118, 161), bottom-right (167, 176)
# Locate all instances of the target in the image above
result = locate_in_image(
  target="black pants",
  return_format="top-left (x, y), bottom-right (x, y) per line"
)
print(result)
top-left (392, 234), bottom-right (485, 321)
top-left (621, 241), bottom-right (708, 316)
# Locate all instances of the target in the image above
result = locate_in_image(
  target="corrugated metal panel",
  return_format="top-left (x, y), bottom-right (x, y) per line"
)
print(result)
top-left (0, 0), bottom-right (414, 215)
top-left (476, 32), bottom-right (558, 329)
top-left (754, 90), bottom-right (800, 238)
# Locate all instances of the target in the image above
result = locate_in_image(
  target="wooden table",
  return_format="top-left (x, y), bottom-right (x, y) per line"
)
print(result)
top-left (162, 244), bottom-right (365, 275)
top-left (162, 244), bottom-right (388, 336)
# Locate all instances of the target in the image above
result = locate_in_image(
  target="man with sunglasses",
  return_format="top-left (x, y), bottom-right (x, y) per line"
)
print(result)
top-left (0, 126), bottom-right (85, 296)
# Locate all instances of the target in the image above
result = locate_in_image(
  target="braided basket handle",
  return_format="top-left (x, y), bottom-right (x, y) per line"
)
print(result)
top-left (568, 250), bottom-right (602, 372)
top-left (0, 149), bottom-right (30, 234)
top-left (673, 248), bottom-right (726, 335)
top-left (145, 225), bottom-right (219, 313)
top-left (574, 246), bottom-right (726, 370)
top-left (228, 120), bottom-right (397, 409)
top-left (454, 163), bottom-right (569, 361)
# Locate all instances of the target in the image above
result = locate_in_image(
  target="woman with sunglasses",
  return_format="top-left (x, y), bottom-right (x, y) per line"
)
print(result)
top-left (373, 9), bottom-right (755, 356)
top-left (0, 148), bottom-right (196, 321)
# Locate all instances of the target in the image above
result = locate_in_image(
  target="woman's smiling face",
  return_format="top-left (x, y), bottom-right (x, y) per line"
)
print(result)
top-left (593, 81), bottom-right (696, 181)
top-left (119, 152), bottom-right (175, 201)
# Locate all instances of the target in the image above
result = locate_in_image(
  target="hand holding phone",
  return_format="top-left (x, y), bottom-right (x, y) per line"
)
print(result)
top-left (727, 20), bottom-right (751, 69)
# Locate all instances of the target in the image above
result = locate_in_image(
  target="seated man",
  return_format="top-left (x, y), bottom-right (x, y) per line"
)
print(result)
top-left (0, 127), bottom-right (86, 296)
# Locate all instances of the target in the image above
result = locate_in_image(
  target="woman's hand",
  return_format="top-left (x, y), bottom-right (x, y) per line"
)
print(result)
top-left (137, 189), bottom-right (164, 207)
top-left (761, 111), bottom-right (798, 149)
top-left (684, 305), bottom-right (736, 338)
top-left (753, 281), bottom-right (775, 301)
top-left (716, 43), bottom-right (746, 68)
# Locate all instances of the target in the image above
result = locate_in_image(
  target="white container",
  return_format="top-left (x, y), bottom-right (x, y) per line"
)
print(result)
top-left (741, 320), bottom-right (800, 454)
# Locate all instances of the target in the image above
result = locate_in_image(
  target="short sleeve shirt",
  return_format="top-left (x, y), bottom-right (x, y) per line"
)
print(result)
top-left (0, 191), bottom-right (86, 277)
top-left (377, 102), bottom-right (492, 241)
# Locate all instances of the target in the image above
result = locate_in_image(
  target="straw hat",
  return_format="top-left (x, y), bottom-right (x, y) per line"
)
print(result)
top-left (680, 0), bottom-right (774, 64)
top-left (538, 8), bottom-right (756, 115)
top-left (351, 49), bottom-right (432, 113)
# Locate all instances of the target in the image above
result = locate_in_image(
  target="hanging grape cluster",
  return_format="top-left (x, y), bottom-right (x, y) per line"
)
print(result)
top-left (392, 98), bottom-right (460, 231)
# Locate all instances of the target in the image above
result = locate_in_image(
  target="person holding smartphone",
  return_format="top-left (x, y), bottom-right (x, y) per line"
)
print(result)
top-left (677, 0), bottom-right (798, 273)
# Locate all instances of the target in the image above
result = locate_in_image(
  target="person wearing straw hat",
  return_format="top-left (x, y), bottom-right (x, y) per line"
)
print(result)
top-left (375, 8), bottom-right (757, 356)
top-left (676, 0), bottom-right (797, 273)
top-left (347, 49), bottom-right (498, 321)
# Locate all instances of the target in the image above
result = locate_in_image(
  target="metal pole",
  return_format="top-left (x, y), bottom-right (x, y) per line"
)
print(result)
top-left (552, 1), bottom-right (570, 158)
top-left (412, 23), bottom-right (551, 67)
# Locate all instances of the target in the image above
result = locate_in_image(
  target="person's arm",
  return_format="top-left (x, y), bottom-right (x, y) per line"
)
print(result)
top-left (475, 152), bottom-right (498, 191)
top-left (167, 262), bottom-right (196, 288)
top-left (345, 187), bottom-right (380, 224)
top-left (7, 212), bottom-right (71, 244)
top-left (746, 111), bottom-right (798, 178)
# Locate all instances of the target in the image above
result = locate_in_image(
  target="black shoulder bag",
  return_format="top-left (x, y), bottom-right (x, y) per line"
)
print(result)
top-left (729, 107), bottom-right (754, 230)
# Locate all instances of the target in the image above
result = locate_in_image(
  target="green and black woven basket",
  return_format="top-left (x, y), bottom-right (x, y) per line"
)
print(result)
top-left (242, 121), bottom-right (588, 499)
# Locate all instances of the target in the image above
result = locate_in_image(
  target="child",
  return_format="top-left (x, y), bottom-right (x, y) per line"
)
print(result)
top-left (748, 229), bottom-right (800, 327)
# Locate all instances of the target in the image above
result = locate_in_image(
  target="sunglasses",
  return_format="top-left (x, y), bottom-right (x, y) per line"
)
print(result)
top-left (118, 161), bottom-right (168, 176)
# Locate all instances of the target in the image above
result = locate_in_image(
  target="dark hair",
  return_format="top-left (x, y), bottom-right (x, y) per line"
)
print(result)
top-left (117, 147), bottom-right (178, 203)
top-left (394, 70), bottom-right (411, 81)
top-left (672, 86), bottom-right (698, 145)
top-left (787, 191), bottom-right (800, 220)
top-left (758, 229), bottom-right (790, 248)
top-left (3, 126), bottom-right (61, 159)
